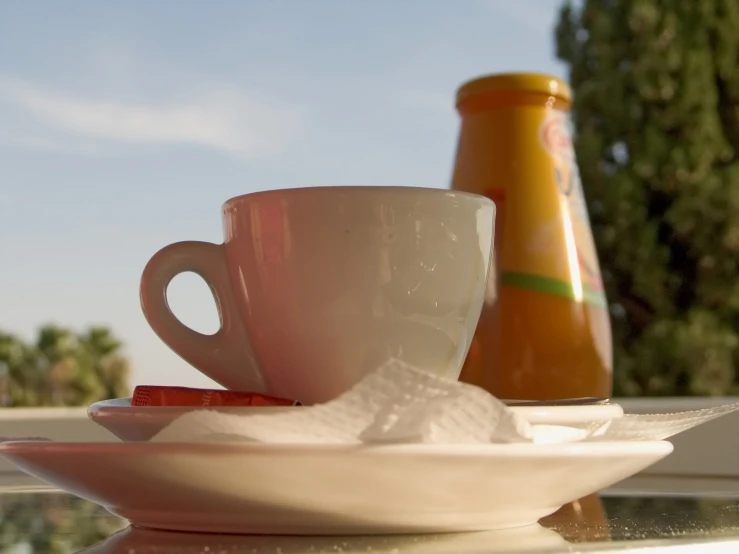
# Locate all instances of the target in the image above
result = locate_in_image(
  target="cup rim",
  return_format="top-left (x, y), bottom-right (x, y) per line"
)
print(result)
top-left (222, 186), bottom-right (494, 210)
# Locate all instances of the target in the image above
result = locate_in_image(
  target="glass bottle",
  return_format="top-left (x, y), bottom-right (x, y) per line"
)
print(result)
top-left (452, 72), bottom-right (613, 400)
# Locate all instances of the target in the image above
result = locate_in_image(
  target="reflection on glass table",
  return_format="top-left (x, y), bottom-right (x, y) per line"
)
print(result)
top-left (0, 491), bottom-right (125, 554)
top-left (2, 490), bottom-right (739, 554)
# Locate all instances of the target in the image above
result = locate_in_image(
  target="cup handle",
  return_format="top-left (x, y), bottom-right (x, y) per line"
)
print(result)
top-left (139, 240), bottom-right (266, 392)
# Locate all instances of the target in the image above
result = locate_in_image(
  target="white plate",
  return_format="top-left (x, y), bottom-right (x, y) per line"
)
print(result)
top-left (81, 522), bottom-right (570, 554)
top-left (88, 398), bottom-right (624, 442)
top-left (0, 440), bottom-right (672, 535)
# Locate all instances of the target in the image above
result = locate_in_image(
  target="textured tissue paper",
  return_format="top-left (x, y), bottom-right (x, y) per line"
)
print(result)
top-left (151, 358), bottom-right (739, 446)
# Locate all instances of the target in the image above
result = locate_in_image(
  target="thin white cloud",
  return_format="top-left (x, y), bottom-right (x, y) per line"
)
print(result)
top-left (0, 76), bottom-right (305, 159)
top-left (0, 130), bottom-right (113, 155)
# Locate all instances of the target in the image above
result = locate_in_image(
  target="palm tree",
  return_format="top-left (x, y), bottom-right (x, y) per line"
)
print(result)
top-left (0, 325), bottom-right (130, 407)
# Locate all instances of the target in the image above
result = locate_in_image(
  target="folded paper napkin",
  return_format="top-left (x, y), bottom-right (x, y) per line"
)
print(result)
top-left (151, 358), bottom-right (739, 445)
top-left (152, 358), bottom-right (540, 444)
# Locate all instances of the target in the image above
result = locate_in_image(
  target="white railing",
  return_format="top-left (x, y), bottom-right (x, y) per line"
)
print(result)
top-left (0, 398), bottom-right (737, 487)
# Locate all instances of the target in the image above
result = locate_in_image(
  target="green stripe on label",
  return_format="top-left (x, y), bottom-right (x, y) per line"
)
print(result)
top-left (501, 271), bottom-right (607, 308)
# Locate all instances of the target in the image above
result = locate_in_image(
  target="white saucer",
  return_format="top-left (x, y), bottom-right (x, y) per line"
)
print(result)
top-left (0, 440), bottom-right (672, 535)
top-left (88, 397), bottom-right (624, 442)
top-left (509, 403), bottom-right (624, 425)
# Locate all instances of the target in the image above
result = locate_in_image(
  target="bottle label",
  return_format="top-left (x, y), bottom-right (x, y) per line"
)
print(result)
top-left (499, 110), bottom-right (607, 308)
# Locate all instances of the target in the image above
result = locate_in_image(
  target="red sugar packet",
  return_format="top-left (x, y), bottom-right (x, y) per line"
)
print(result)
top-left (131, 386), bottom-right (302, 407)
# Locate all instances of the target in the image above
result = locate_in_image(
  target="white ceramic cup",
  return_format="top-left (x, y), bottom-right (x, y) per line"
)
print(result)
top-left (140, 186), bottom-right (495, 404)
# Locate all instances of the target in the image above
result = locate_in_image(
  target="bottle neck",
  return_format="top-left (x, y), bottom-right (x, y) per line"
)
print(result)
top-left (451, 93), bottom-right (572, 197)
top-left (457, 91), bottom-right (570, 116)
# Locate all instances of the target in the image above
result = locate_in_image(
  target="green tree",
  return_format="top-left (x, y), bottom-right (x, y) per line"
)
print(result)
top-left (556, 0), bottom-right (739, 396)
top-left (0, 325), bottom-right (130, 407)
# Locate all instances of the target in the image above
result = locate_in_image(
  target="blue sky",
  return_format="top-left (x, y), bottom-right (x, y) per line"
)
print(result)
top-left (0, 0), bottom-right (568, 390)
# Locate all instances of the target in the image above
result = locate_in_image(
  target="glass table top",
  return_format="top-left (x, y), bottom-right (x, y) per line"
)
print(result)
top-left (3, 487), bottom-right (739, 554)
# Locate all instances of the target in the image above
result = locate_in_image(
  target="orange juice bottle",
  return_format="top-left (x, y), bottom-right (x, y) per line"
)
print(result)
top-left (452, 73), bottom-right (613, 400)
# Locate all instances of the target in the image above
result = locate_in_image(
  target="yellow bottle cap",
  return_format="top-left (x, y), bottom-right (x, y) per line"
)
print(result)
top-left (456, 72), bottom-right (572, 107)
